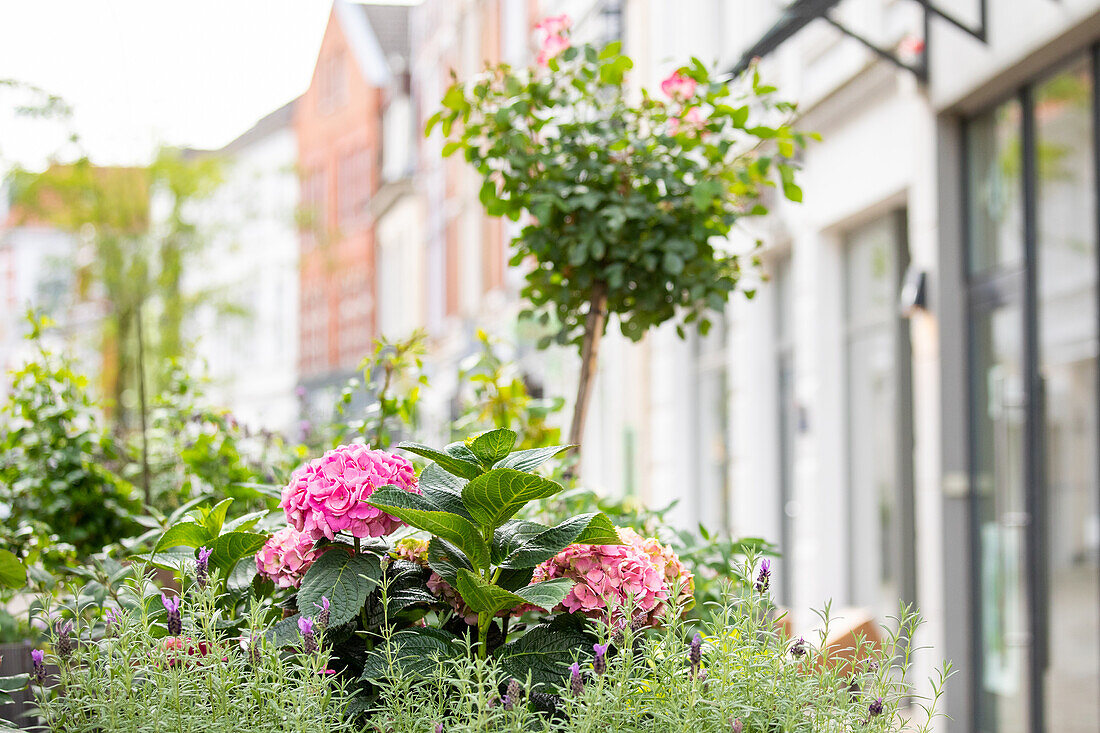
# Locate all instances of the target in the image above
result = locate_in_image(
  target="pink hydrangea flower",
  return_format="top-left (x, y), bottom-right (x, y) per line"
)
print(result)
top-left (532, 539), bottom-right (668, 627)
top-left (669, 107), bottom-right (706, 135)
top-left (255, 526), bottom-right (323, 589)
top-left (280, 444), bottom-right (419, 541)
top-left (537, 33), bottom-right (571, 67)
top-left (617, 527), bottom-right (695, 611)
top-left (535, 14), bottom-right (571, 36)
top-left (661, 70), bottom-right (698, 101)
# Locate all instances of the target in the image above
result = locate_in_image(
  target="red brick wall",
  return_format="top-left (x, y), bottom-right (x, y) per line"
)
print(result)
top-left (296, 8), bottom-right (383, 378)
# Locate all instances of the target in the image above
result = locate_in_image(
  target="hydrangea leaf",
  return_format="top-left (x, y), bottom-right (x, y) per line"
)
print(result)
top-left (494, 622), bottom-right (594, 688)
top-left (297, 550), bottom-right (381, 627)
top-left (455, 568), bottom-right (528, 616)
top-left (207, 531), bottom-right (268, 574)
top-left (427, 537), bottom-right (473, 585)
top-left (419, 461), bottom-right (468, 494)
top-left (153, 521), bottom-right (212, 554)
top-left (367, 487), bottom-right (489, 570)
top-left (460, 468), bottom-right (564, 530)
top-left (397, 441), bottom-right (483, 479)
top-left (513, 578), bottom-right (574, 611)
top-left (493, 444), bottom-right (573, 472)
top-left (498, 513), bottom-right (620, 569)
top-left (467, 428), bottom-right (517, 464)
top-left (202, 498), bottom-right (234, 537)
top-left (359, 628), bottom-right (464, 681)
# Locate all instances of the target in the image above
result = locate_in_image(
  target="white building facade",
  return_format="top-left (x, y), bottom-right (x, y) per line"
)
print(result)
top-left (544, 1), bottom-right (1100, 732)
top-left (185, 101), bottom-right (301, 434)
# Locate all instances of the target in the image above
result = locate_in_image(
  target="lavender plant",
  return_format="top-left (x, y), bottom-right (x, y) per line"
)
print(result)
top-left (367, 557), bottom-right (951, 733)
top-left (26, 569), bottom-right (356, 733)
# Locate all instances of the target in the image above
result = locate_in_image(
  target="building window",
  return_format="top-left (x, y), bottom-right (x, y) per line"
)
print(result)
top-left (318, 50), bottom-right (347, 114)
top-left (842, 210), bottom-right (914, 623)
top-left (301, 168), bottom-right (326, 247)
top-left (337, 149), bottom-right (371, 227)
top-left (964, 52), bottom-right (1100, 733)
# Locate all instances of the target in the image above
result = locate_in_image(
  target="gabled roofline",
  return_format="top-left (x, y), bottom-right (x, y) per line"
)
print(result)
top-left (334, 0), bottom-right (392, 88)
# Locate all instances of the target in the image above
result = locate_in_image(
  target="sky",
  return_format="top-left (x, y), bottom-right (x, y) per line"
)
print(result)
top-left (0, 0), bottom-right (416, 168)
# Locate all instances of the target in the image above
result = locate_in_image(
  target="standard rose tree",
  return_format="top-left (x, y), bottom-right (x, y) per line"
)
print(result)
top-left (429, 16), bottom-right (811, 457)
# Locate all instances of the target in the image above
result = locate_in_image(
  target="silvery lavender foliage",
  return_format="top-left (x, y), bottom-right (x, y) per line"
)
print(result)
top-left (31, 649), bottom-right (46, 684)
top-left (161, 594), bottom-right (182, 635)
top-left (754, 558), bottom-right (771, 593)
top-left (55, 620), bottom-right (75, 660)
top-left (298, 616), bottom-right (318, 655)
top-left (195, 546), bottom-right (213, 590)
top-left (569, 662), bottom-right (584, 697)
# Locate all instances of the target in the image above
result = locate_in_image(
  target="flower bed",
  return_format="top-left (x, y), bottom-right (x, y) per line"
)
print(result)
top-left (20, 429), bottom-right (949, 732)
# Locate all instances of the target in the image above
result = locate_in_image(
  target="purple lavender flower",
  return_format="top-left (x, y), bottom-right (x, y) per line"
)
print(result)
top-left (592, 643), bottom-right (608, 676)
top-left (315, 596), bottom-right (330, 629)
top-left (731, 719), bottom-right (743, 733)
top-left (504, 678), bottom-right (523, 711)
top-left (195, 547), bottom-right (213, 590)
top-left (31, 649), bottom-right (46, 684)
top-left (569, 661), bottom-right (583, 697)
top-left (790, 636), bottom-right (808, 658)
top-left (103, 608), bottom-right (121, 635)
top-left (161, 594), bottom-right (182, 636)
top-left (55, 620), bottom-right (74, 660)
top-left (298, 616), bottom-right (317, 654)
top-left (434, 724), bottom-right (443, 733)
top-left (869, 697), bottom-right (884, 716)
top-left (754, 558), bottom-right (771, 593)
top-left (689, 632), bottom-right (702, 676)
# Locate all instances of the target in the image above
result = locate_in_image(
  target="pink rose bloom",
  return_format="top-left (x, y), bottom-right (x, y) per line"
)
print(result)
top-left (535, 14), bottom-right (571, 37)
top-left (255, 526), bottom-right (323, 589)
top-left (669, 107), bottom-right (706, 135)
top-left (661, 70), bottom-right (697, 101)
top-left (537, 33), bottom-right (571, 67)
top-left (281, 444), bottom-right (419, 542)
top-left (532, 538), bottom-right (669, 627)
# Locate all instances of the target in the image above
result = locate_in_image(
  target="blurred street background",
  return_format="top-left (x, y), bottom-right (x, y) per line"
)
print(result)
top-left (2, 1), bottom-right (1100, 730)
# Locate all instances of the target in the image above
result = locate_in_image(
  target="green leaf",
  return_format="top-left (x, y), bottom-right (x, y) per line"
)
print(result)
top-left (0, 550), bottom-right (27, 590)
top-left (153, 521), bottom-right (211, 554)
top-left (468, 428), bottom-right (517, 464)
top-left (514, 578), bottom-right (573, 610)
top-left (461, 468), bottom-right (564, 530)
top-left (367, 487), bottom-right (490, 570)
top-left (494, 444), bottom-right (573, 471)
top-left (359, 628), bottom-right (463, 681)
top-left (455, 568), bottom-right (527, 616)
top-left (224, 510), bottom-right (268, 533)
top-left (427, 537), bottom-right (472, 585)
top-left (398, 441), bottom-right (483, 479)
top-left (499, 513), bottom-right (620, 569)
top-left (297, 549), bottom-right (381, 627)
top-left (207, 532), bottom-right (268, 574)
top-left (495, 622), bottom-right (593, 687)
top-left (265, 612), bottom-right (303, 647)
top-left (442, 141), bottom-right (463, 158)
top-left (419, 462), bottom-right (467, 494)
top-left (202, 498), bottom-right (233, 537)
top-left (441, 85), bottom-right (468, 112)
top-left (662, 251), bottom-right (684, 275)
